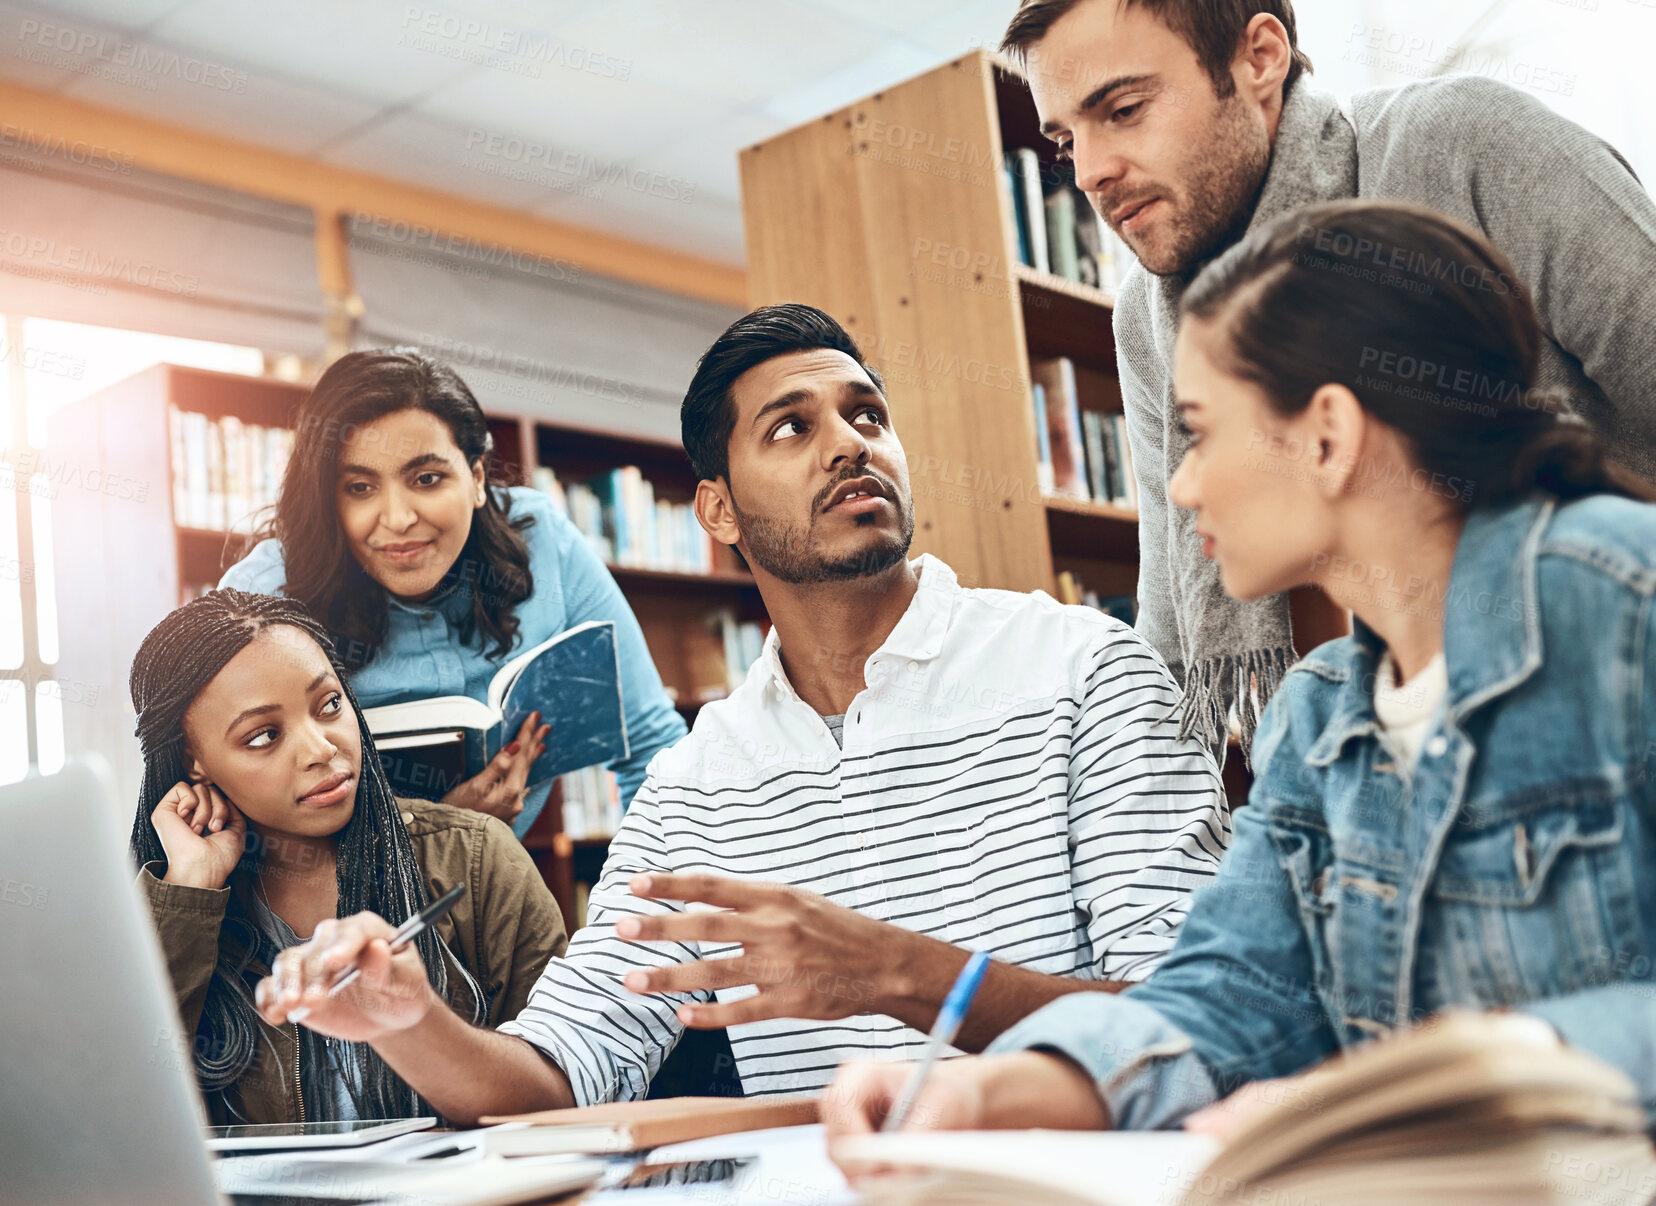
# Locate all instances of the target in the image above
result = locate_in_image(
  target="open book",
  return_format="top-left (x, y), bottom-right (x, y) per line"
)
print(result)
top-left (362, 620), bottom-right (629, 800)
top-left (838, 1013), bottom-right (1656, 1206)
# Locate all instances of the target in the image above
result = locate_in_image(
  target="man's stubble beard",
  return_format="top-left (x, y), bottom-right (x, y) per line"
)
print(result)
top-left (1134, 91), bottom-right (1272, 279)
top-left (730, 490), bottom-right (916, 586)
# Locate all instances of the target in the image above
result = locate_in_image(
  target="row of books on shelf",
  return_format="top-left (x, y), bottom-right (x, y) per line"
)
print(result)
top-left (167, 407), bottom-right (293, 533)
top-left (1030, 356), bottom-right (1139, 509)
top-left (1002, 147), bottom-right (1137, 295)
top-left (1055, 571), bottom-right (1136, 625)
top-left (533, 466), bottom-right (720, 576)
top-left (713, 607), bottom-right (767, 696)
top-left (559, 764), bottom-right (621, 841)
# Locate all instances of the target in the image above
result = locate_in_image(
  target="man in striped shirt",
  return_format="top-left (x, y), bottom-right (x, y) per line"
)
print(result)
top-left (254, 304), bottom-right (1228, 1122)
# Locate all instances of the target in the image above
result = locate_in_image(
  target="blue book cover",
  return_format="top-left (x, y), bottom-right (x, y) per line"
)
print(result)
top-left (363, 621), bottom-right (629, 801)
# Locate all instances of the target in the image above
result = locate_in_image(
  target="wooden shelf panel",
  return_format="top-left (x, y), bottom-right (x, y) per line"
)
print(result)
top-left (605, 563), bottom-right (760, 592)
top-left (1043, 494), bottom-right (1138, 562)
top-left (1019, 265), bottom-right (1117, 376)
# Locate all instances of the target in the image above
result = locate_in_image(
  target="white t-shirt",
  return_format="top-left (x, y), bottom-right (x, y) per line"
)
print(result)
top-left (1372, 649), bottom-right (1449, 771)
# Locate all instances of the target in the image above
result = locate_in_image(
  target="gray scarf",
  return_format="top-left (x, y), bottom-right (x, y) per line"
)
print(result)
top-left (1118, 83), bottom-right (1357, 760)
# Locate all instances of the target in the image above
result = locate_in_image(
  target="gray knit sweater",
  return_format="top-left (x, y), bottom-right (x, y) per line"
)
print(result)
top-left (1116, 75), bottom-right (1656, 759)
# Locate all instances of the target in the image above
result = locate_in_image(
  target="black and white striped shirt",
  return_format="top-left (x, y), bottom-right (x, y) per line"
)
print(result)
top-left (499, 555), bottom-right (1229, 1102)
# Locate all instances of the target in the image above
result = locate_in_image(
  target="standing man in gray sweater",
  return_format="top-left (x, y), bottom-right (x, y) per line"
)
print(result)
top-left (1000, 0), bottom-right (1656, 756)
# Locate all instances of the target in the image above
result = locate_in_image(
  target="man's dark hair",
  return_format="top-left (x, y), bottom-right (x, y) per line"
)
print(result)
top-left (1000, 0), bottom-right (1312, 100)
top-left (680, 303), bottom-right (885, 483)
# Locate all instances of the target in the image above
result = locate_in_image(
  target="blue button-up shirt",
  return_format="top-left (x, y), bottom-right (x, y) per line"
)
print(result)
top-left (219, 485), bottom-right (687, 837)
top-left (992, 495), bottom-right (1656, 1127)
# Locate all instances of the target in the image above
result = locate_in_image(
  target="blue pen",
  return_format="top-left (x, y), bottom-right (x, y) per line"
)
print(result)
top-left (881, 950), bottom-right (992, 1133)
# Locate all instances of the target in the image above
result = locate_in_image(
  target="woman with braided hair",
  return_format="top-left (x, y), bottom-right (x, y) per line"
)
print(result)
top-left (132, 588), bottom-right (566, 1124)
top-left (825, 200), bottom-right (1656, 1139)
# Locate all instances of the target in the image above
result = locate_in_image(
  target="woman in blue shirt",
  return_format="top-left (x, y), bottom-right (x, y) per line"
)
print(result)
top-left (824, 200), bottom-right (1656, 1135)
top-left (220, 348), bottom-right (686, 838)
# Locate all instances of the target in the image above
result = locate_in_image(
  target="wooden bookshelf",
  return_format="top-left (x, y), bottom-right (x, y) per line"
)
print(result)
top-left (48, 362), bottom-right (767, 923)
top-left (739, 49), bottom-right (1349, 805)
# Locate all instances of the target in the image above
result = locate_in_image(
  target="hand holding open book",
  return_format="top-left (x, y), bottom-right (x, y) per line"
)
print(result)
top-left (834, 1011), bottom-right (1656, 1206)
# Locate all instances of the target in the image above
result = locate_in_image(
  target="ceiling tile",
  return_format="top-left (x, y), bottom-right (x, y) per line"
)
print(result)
top-left (416, 59), bottom-right (716, 166)
top-left (903, 0), bottom-right (1017, 61)
top-left (320, 108), bottom-right (563, 211)
top-left (533, 166), bottom-right (746, 265)
top-left (149, 0), bottom-right (478, 104)
top-left (807, 0), bottom-right (966, 39)
top-left (8, 0), bottom-right (187, 32)
top-left (52, 32), bottom-right (381, 155)
top-left (632, 106), bottom-right (784, 204)
top-left (759, 38), bottom-right (939, 127)
top-left (550, 0), bottom-right (877, 107)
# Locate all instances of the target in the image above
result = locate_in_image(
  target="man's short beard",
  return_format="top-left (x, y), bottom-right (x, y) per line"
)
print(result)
top-left (1145, 90), bottom-right (1271, 278)
top-left (729, 492), bottom-right (915, 586)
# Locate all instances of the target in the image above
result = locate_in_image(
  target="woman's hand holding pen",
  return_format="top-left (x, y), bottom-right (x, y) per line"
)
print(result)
top-left (152, 780), bottom-right (247, 891)
top-left (254, 913), bottom-right (439, 1042)
top-left (442, 710), bottom-right (550, 823)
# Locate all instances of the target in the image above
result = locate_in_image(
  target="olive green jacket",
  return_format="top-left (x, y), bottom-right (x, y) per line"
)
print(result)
top-left (139, 796), bottom-right (567, 1124)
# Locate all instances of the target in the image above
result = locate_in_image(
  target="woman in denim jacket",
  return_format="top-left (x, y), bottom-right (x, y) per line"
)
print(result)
top-left (826, 200), bottom-right (1656, 1134)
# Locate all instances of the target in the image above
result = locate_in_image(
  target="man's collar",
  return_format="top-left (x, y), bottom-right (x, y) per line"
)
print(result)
top-left (1244, 80), bottom-right (1359, 242)
top-left (754, 554), bottom-right (959, 704)
top-left (1301, 499), bottom-right (1550, 767)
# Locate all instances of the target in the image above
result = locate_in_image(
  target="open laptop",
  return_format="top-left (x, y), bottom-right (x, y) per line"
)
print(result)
top-left (0, 759), bottom-right (600, 1206)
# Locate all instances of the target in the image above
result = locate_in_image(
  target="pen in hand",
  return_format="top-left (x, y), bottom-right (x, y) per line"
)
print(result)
top-left (321, 882), bottom-right (466, 999)
top-left (881, 951), bottom-right (991, 1133)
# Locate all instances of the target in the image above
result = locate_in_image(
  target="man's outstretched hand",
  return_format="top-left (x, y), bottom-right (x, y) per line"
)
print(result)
top-left (616, 873), bottom-right (935, 1029)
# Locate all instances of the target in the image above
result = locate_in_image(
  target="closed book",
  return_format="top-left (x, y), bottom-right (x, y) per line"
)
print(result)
top-left (1044, 188), bottom-right (1080, 281)
top-left (362, 620), bottom-right (629, 799)
top-left (1030, 382), bottom-right (1056, 496)
top-left (1081, 411), bottom-right (1111, 503)
top-left (168, 407), bottom-right (189, 521)
top-left (1111, 414), bottom-right (1138, 508)
top-left (1000, 154), bottom-right (1030, 266)
top-left (181, 410), bottom-right (210, 528)
top-left (1030, 358), bottom-right (1089, 500)
top-left (1013, 148), bottom-right (1049, 273)
top-left (477, 1096), bottom-right (820, 1156)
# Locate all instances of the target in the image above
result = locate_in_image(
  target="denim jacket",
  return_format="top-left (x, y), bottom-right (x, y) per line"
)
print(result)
top-left (991, 495), bottom-right (1656, 1127)
top-left (220, 486), bottom-right (687, 836)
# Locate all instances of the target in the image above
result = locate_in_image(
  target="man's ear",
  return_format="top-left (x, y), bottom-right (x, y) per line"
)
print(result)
top-left (694, 477), bottom-right (742, 549)
top-left (1235, 13), bottom-right (1292, 110)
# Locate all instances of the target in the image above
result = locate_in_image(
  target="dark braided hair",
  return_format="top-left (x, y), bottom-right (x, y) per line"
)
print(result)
top-left (129, 588), bottom-right (479, 1119)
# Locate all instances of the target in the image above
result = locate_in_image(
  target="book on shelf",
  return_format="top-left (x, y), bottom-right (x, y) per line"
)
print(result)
top-left (1002, 146), bottom-right (1138, 295)
top-left (839, 1012), bottom-right (1656, 1206)
top-left (534, 465), bottom-right (717, 576)
top-left (1030, 383), bottom-right (1056, 496)
top-left (1030, 358), bottom-right (1089, 500)
top-left (1011, 147), bottom-right (1050, 274)
top-left (708, 606), bottom-right (767, 695)
top-left (362, 621), bottom-right (629, 800)
top-left (1055, 571), bottom-right (1136, 625)
top-left (168, 406), bottom-right (292, 534)
top-left (559, 763), bottom-right (621, 841)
